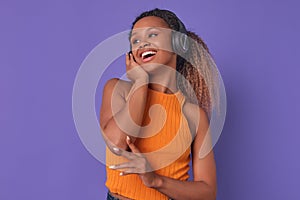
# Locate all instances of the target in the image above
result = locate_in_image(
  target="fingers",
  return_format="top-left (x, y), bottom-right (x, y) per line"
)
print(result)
top-left (108, 158), bottom-right (141, 176)
top-left (125, 52), bottom-right (149, 82)
top-left (126, 136), bottom-right (140, 154)
top-left (111, 146), bottom-right (137, 160)
top-left (109, 163), bottom-right (137, 176)
top-left (104, 139), bottom-right (123, 156)
top-left (109, 138), bottom-right (148, 175)
top-left (109, 162), bottom-right (135, 170)
top-left (109, 136), bottom-right (142, 158)
top-left (125, 52), bottom-right (131, 71)
top-left (126, 52), bottom-right (139, 70)
top-left (119, 169), bottom-right (136, 176)
top-left (109, 163), bottom-right (145, 176)
top-left (126, 52), bottom-right (133, 66)
top-left (109, 137), bottom-right (150, 176)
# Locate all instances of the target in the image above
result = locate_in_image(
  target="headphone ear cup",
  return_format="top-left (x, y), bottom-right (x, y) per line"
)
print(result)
top-left (172, 30), bottom-right (189, 56)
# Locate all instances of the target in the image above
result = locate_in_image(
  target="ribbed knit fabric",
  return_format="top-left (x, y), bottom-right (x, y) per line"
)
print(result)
top-left (106, 88), bottom-right (192, 200)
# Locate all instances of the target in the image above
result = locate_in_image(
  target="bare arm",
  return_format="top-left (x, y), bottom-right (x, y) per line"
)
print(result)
top-left (111, 107), bottom-right (217, 200)
top-left (152, 108), bottom-right (217, 199)
top-left (100, 53), bottom-right (149, 150)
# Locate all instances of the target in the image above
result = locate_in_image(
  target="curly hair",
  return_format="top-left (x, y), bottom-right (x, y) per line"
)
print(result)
top-left (131, 8), bottom-right (220, 119)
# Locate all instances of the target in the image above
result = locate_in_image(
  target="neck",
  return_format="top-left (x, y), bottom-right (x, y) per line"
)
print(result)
top-left (148, 65), bottom-right (178, 94)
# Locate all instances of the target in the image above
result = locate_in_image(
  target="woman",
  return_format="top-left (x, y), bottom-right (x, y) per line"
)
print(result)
top-left (100, 8), bottom-right (218, 200)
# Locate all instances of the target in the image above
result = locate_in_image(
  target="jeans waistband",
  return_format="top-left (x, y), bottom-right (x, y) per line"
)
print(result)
top-left (106, 191), bottom-right (173, 200)
top-left (107, 192), bottom-right (120, 200)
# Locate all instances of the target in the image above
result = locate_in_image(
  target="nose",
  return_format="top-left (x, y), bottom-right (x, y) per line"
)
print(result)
top-left (139, 42), bottom-right (150, 49)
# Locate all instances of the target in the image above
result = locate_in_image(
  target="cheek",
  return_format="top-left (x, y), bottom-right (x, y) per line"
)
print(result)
top-left (130, 44), bottom-right (139, 52)
top-left (155, 38), bottom-right (173, 52)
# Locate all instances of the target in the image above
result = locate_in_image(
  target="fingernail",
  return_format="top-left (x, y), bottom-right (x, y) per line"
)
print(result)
top-left (113, 147), bottom-right (119, 152)
top-left (126, 136), bottom-right (131, 142)
top-left (109, 165), bottom-right (116, 169)
top-left (119, 172), bottom-right (124, 176)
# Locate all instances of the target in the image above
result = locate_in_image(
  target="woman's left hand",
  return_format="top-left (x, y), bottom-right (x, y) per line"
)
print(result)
top-left (109, 136), bottom-right (160, 188)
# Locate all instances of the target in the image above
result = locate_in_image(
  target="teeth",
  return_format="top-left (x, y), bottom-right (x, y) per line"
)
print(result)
top-left (142, 51), bottom-right (156, 58)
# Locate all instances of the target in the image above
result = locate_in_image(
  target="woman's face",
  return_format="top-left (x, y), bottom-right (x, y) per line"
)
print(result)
top-left (130, 16), bottom-right (177, 69)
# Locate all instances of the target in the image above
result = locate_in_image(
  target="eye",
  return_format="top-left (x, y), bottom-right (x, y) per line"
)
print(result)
top-left (148, 33), bottom-right (158, 38)
top-left (132, 38), bottom-right (140, 45)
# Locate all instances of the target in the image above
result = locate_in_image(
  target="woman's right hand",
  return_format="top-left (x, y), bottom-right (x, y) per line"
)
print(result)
top-left (126, 52), bottom-right (148, 82)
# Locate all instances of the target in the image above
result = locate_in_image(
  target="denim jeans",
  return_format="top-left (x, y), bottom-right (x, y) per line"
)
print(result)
top-left (107, 192), bottom-right (120, 200)
top-left (106, 192), bottom-right (173, 200)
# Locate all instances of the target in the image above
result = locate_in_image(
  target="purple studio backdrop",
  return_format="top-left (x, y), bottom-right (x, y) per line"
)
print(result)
top-left (1, 0), bottom-right (299, 200)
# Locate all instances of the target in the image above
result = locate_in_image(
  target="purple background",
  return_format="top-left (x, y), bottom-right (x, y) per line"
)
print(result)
top-left (1, 0), bottom-right (299, 199)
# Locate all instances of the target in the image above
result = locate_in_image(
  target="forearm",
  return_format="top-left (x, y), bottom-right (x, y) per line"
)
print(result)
top-left (103, 78), bottom-right (148, 149)
top-left (153, 174), bottom-right (216, 200)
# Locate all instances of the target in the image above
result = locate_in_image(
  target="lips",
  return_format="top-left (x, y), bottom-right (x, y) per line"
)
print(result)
top-left (139, 49), bottom-right (157, 62)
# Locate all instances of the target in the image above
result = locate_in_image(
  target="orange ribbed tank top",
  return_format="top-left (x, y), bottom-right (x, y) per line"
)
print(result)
top-left (106, 88), bottom-right (192, 200)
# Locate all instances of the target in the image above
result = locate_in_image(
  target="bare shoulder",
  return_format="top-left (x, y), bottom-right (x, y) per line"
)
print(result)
top-left (103, 78), bottom-right (132, 99)
top-left (100, 78), bottom-right (132, 128)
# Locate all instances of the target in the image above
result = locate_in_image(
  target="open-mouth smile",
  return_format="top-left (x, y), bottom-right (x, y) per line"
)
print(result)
top-left (139, 49), bottom-right (157, 62)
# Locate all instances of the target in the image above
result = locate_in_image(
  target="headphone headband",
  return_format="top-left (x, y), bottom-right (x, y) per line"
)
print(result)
top-left (177, 19), bottom-right (187, 34)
